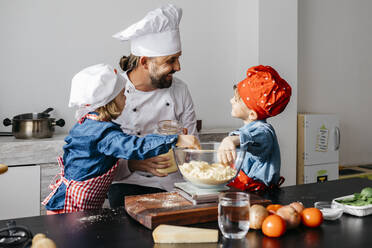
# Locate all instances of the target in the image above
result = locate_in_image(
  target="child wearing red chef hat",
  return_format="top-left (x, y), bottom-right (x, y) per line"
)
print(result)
top-left (217, 65), bottom-right (291, 192)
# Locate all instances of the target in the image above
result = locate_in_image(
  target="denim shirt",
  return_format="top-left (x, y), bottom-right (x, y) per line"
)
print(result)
top-left (45, 114), bottom-right (177, 210)
top-left (230, 120), bottom-right (280, 186)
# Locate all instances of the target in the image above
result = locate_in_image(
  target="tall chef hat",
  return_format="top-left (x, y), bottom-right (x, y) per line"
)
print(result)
top-left (69, 64), bottom-right (125, 120)
top-left (112, 4), bottom-right (182, 57)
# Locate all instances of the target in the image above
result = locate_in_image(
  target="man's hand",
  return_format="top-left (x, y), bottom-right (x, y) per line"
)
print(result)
top-left (217, 136), bottom-right (240, 165)
top-left (176, 135), bottom-right (201, 149)
top-left (128, 155), bottom-right (172, 177)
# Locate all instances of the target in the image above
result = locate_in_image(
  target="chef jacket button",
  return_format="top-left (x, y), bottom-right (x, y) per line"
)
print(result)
top-left (137, 132), bottom-right (141, 135)
top-left (166, 102), bottom-right (170, 106)
top-left (133, 108), bottom-right (137, 112)
top-left (127, 90), bottom-right (129, 93)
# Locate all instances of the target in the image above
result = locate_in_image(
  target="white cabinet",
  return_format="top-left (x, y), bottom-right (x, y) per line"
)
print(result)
top-left (0, 134), bottom-right (65, 219)
top-left (0, 165), bottom-right (40, 220)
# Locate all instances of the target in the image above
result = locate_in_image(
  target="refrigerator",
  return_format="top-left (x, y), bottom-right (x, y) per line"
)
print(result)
top-left (297, 113), bottom-right (340, 184)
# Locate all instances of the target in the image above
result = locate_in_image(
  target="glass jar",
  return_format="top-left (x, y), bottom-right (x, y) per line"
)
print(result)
top-left (156, 120), bottom-right (183, 174)
top-left (157, 120), bottom-right (184, 135)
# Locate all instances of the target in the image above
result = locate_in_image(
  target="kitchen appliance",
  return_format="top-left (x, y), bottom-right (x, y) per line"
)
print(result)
top-left (297, 113), bottom-right (340, 184)
top-left (174, 182), bottom-right (228, 205)
top-left (3, 108), bottom-right (65, 139)
top-left (0, 220), bottom-right (33, 247)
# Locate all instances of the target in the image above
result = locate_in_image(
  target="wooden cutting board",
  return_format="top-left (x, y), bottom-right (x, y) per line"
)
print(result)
top-left (125, 192), bottom-right (271, 229)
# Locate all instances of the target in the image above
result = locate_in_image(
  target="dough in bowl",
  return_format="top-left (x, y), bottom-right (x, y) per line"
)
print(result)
top-left (179, 160), bottom-right (236, 185)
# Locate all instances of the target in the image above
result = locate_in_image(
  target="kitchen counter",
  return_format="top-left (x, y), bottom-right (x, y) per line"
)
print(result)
top-left (1, 178), bottom-right (371, 248)
top-left (0, 134), bottom-right (65, 166)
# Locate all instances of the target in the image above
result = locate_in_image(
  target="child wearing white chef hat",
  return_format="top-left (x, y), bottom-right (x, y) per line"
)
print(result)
top-left (42, 64), bottom-right (200, 214)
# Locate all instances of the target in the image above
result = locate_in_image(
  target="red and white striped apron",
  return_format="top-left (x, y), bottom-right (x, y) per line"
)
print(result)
top-left (42, 114), bottom-right (119, 213)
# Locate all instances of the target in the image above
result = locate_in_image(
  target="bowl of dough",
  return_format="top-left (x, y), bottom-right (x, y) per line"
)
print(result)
top-left (173, 142), bottom-right (246, 189)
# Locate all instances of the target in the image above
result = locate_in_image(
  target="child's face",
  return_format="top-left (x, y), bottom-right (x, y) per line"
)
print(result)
top-left (230, 89), bottom-right (251, 121)
top-left (114, 88), bottom-right (126, 113)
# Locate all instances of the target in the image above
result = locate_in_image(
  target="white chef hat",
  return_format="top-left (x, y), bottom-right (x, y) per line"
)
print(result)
top-left (112, 4), bottom-right (182, 57)
top-left (69, 64), bottom-right (125, 120)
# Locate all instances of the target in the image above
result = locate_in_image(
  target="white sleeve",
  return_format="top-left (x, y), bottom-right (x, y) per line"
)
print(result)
top-left (179, 83), bottom-right (198, 137)
top-left (112, 159), bottom-right (132, 181)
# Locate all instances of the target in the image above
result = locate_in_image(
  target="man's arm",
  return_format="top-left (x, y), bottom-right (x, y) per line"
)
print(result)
top-left (178, 83), bottom-right (198, 136)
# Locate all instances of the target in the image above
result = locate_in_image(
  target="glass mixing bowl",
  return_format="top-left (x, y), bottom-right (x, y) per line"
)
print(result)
top-left (173, 142), bottom-right (246, 189)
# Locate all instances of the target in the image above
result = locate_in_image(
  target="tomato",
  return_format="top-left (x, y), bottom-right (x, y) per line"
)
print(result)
top-left (262, 214), bottom-right (286, 238)
top-left (266, 204), bottom-right (283, 214)
top-left (301, 208), bottom-right (323, 228)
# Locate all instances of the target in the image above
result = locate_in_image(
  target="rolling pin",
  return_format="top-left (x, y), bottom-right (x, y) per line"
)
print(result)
top-left (0, 164), bottom-right (8, 174)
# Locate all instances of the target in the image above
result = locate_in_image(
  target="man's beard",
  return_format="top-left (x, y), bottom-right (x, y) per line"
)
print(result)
top-left (150, 70), bottom-right (175, 89)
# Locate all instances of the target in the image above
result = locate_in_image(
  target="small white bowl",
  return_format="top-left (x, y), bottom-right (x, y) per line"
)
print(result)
top-left (314, 201), bottom-right (343, 220)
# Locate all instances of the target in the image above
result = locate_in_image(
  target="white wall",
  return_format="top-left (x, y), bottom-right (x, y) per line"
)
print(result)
top-left (0, 0), bottom-right (258, 132)
top-left (259, 0), bottom-right (298, 186)
top-left (298, 0), bottom-right (372, 166)
top-left (0, 0), bottom-right (299, 185)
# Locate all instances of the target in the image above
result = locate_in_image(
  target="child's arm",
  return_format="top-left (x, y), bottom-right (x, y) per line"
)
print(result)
top-left (217, 126), bottom-right (274, 165)
top-left (98, 130), bottom-right (199, 160)
top-left (217, 135), bottom-right (240, 165)
top-left (239, 129), bottom-right (274, 158)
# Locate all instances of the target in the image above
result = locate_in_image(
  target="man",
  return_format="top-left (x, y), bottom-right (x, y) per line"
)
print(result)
top-left (108, 4), bottom-right (198, 208)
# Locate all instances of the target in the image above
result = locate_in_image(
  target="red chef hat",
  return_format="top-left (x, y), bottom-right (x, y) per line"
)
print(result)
top-left (237, 65), bottom-right (292, 120)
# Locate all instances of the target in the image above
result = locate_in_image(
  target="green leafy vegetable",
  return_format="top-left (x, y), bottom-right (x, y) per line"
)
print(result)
top-left (336, 187), bottom-right (372, 206)
top-left (361, 187), bottom-right (372, 199)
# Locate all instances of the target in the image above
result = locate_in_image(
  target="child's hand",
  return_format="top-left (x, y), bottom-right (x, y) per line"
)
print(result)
top-left (218, 136), bottom-right (240, 165)
top-left (176, 135), bottom-right (201, 149)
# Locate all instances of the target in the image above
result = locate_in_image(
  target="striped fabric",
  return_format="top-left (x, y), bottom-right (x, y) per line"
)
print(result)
top-left (78, 113), bottom-right (99, 124)
top-left (42, 156), bottom-right (118, 213)
top-left (64, 161), bottom-right (118, 212)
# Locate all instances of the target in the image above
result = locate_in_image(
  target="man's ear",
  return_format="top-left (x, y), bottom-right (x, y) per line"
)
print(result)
top-left (248, 110), bottom-right (258, 121)
top-left (139, 56), bottom-right (150, 70)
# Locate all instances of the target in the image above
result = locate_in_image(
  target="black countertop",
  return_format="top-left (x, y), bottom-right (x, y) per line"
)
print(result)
top-left (1, 178), bottom-right (372, 248)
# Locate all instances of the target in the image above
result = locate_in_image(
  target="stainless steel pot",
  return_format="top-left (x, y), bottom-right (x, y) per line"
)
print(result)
top-left (3, 108), bottom-right (65, 139)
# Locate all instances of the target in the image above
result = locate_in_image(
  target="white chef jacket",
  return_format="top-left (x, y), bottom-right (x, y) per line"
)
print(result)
top-left (112, 72), bottom-right (197, 191)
